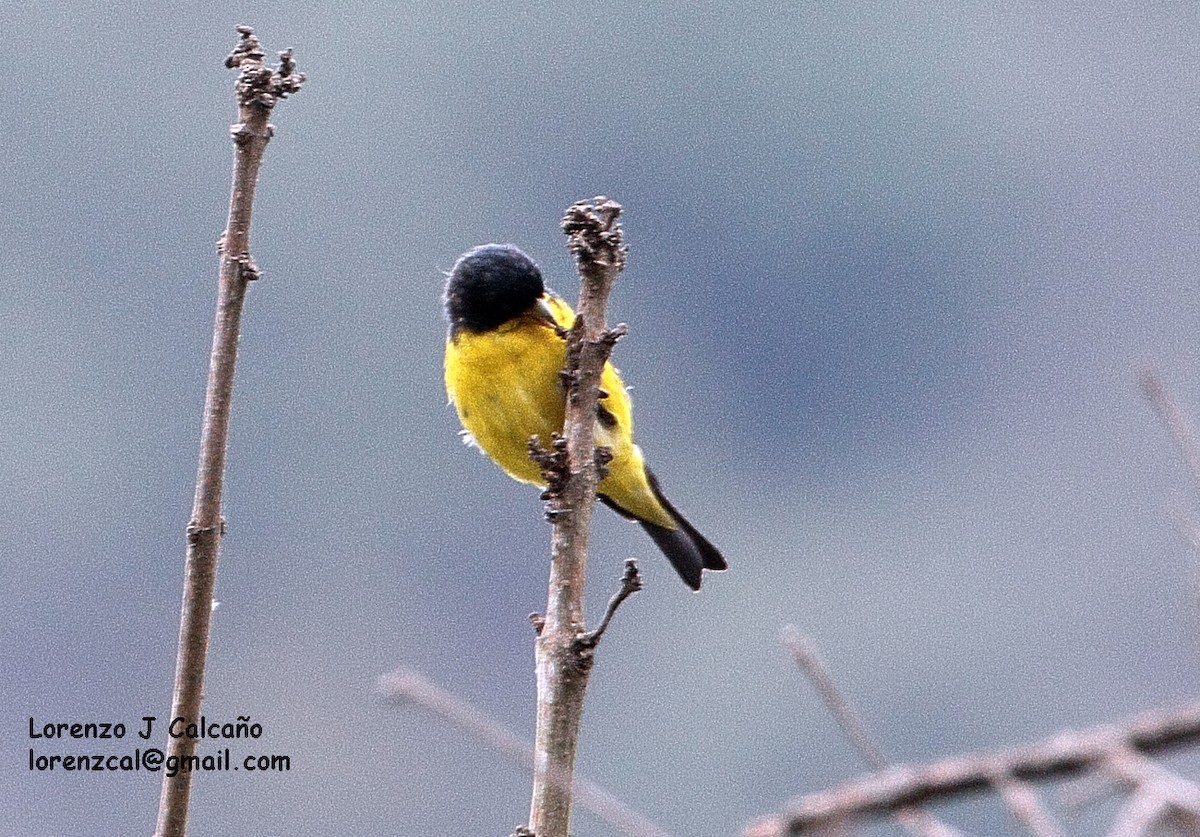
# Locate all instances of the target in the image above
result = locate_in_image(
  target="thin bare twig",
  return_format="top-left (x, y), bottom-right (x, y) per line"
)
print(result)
top-left (378, 668), bottom-right (674, 837)
top-left (745, 699), bottom-right (1200, 836)
top-left (153, 27), bottom-right (302, 837)
top-left (527, 197), bottom-right (629, 837)
top-left (580, 559), bottom-right (642, 648)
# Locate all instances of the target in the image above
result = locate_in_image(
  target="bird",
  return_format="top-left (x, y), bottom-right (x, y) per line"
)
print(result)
top-left (443, 242), bottom-right (727, 590)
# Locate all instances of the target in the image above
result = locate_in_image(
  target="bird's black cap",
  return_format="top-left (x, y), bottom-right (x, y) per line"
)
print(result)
top-left (444, 244), bottom-right (545, 333)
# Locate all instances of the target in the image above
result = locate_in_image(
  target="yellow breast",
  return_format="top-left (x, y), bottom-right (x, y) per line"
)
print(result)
top-left (444, 314), bottom-right (570, 485)
top-left (443, 296), bottom-right (674, 529)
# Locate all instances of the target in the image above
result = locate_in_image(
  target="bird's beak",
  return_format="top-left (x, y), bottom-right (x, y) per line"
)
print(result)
top-left (533, 296), bottom-right (558, 326)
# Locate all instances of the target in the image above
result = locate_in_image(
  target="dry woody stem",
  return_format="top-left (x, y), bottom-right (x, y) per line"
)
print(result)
top-left (153, 27), bottom-right (302, 837)
top-left (527, 197), bottom-right (632, 837)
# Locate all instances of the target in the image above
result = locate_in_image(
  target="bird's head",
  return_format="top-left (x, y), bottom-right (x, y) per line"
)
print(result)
top-left (444, 244), bottom-right (546, 333)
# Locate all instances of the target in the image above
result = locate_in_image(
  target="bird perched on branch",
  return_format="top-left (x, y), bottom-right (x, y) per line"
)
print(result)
top-left (443, 243), bottom-right (727, 590)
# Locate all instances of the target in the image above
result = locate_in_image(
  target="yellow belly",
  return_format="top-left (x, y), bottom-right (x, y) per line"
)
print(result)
top-left (444, 310), bottom-right (674, 529)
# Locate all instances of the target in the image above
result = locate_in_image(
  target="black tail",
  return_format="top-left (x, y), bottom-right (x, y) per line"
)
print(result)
top-left (599, 469), bottom-right (727, 591)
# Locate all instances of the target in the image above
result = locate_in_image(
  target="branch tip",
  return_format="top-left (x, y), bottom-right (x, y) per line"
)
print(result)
top-left (561, 196), bottom-right (627, 273)
top-left (578, 559), bottom-right (642, 649)
top-left (277, 48), bottom-right (299, 78)
top-left (1141, 366), bottom-right (1200, 489)
top-left (226, 27), bottom-right (305, 110)
top-left (225, 26), bottom-right (264, 68)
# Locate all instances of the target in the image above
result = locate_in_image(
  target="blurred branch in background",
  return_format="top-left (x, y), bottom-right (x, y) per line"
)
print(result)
top-left (744, 699), bottom-right (1200, 837)
top-left (747, 375), bottom-right (1200, 837)
top-left (153, 27), bottom-right (303, 837)
top-left (378, 666), bottom-right (673, 837)
top-left (780, 626), bottom-right (970, 837)
top-left (1141, 368), bottom-right (1200, 598)
top-left (1140, 368), bottom-right (1200, 489)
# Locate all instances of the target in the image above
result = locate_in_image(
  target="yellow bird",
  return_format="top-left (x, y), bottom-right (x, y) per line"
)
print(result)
top-left (443, 243), bottom-right (726, 590)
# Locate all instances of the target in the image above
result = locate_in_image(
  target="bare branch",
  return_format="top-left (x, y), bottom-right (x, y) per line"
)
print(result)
top-left (378, 668), bottom-right (674, 837)
top-left (153, 27), bottom-right (302, 837)
top-left (527, 197), bottom-right (628, 837)
top-left (745, 700), bottom-right (1200, 836)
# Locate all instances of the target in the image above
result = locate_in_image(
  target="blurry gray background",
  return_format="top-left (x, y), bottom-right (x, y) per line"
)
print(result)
top-left (4, 2), bottom-right (1200, 835)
